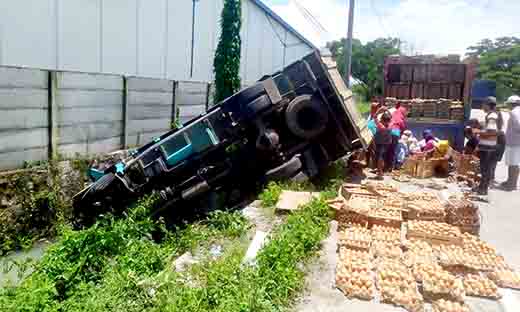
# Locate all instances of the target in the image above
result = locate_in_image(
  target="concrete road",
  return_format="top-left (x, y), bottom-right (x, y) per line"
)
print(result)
top-left (295, 161), bottom-right (520, 312)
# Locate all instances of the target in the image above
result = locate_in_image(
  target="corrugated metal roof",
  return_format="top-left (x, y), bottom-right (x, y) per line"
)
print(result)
top-left (250, 0), bottom-right (318, 50)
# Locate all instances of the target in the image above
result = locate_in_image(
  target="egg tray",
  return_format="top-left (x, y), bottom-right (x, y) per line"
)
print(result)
top-left (336, 210), bottom-right (370, 230)
top-left (336, 263), bottom-right (375, 301)
top-left (404, 252), bottom-right (437, 268)
top-left (371, 225), bottom-right (402, 243)
top-left (411, 262), bottom-right (446, 284)
top-left (345, 195), bottom-right (378, 216)
top-left (437, 247), bottom-right (485, 271)
top-left (379, 287), bottom-right (425, 312)
top-left (463, 274), bottom-right (502, 300)
top-left (371, 241), bottom-right (403, 259)
top-left (421, 278), bottom-right (465, 303)
top-left (406, 222), bottom-right (462, 246)
top-left (338, 248), bottom-right (373, 268)
top-left (338, 227), bottom-right (372, 251)
top-left (340, 184), bottom-right (381, 201)
top-left (432, 299), bottom-right (471, 312)
top-left (487, 269), bottom-right (520, 290)
top-left (376, 259), bottom-right (416, 290)
top-left (442, 264), bottom-right (479, 277)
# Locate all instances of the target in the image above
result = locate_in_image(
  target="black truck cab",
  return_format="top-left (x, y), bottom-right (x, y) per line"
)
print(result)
top-left (72, 51), bottom-right (372, 226)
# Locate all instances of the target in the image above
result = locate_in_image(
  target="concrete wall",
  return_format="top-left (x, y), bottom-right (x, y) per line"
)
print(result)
top-left (55, 72), bottom-right (124, 157)
top-left (0, 0), bottom-right (314, 86)
top-left (0, 67), bottom-right (49, 169)
top-left (0, 66), bottom-right (212, 170)
top-left (176, 81), bottom-right (209, 123)
top-left (127, 77), bottom-right (174, 147)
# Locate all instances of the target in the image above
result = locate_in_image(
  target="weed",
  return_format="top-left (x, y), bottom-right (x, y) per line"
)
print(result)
top-left (259, 182), bottom-right (282, 208)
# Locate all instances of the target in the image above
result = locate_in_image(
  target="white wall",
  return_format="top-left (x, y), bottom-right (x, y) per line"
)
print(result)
top-left (0, 0), bottom-right (313, 85)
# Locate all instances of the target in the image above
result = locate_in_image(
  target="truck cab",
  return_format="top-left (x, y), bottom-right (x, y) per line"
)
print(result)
top-left (72, 51), bottom-right (372, 226)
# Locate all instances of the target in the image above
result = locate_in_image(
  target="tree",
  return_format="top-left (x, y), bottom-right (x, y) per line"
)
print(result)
top-left (326, 37), bottom-right (401, 100)
top-left (213, 0), bottom-right (242, 104)
top-left (466, 37), bottom-right (520, 101)
top-left (466, 36), bottom-right (520, 58)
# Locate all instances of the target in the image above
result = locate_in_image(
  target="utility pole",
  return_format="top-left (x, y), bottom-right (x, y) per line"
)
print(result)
top-left (190, 0), bottom-right (199, 78)
top-left (344, 0), bottom-right (355, 87)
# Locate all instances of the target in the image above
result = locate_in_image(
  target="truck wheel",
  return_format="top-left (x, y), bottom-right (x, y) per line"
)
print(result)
top-left (285, 95), bottom-right (328, 139)
top-left (90, 173), bottom-right (116, 193)
top-left (265, 157), bottom-right (302, 181)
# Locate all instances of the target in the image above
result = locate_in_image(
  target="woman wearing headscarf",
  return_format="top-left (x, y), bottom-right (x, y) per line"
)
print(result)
top-left (420, 129), bottom-right (438, 154)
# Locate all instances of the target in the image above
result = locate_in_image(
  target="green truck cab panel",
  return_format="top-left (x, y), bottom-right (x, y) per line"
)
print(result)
top-left (160, 124), bottom-right (220, 167)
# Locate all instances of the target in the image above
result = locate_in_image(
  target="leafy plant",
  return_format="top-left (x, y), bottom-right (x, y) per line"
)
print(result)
top-left (213, 0), bottom-right (242, 103)
top-left (259, 182), bottom-right (282, 208)
top-left (466, 37), bottom-right (520, 101)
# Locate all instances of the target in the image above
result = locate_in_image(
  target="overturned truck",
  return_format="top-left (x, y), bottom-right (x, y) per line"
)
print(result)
top-left (72, 51), bottom-right (372, 226)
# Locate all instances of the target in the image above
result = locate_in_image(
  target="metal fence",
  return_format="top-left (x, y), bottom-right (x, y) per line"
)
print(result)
top-left (0, 66), bottom-right (211, 170)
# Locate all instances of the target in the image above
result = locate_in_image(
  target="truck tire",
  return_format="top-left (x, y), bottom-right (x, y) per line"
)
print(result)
top-left (90, 173), bottom-right (116, 193)
top-left (265, 157), bottom-right (302, 181)
top-left (285, 95), bottom-right (328, 139)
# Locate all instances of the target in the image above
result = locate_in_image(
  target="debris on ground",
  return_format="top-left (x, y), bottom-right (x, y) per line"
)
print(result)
top-left (275, 190), bottom-right (319, 213)
top-left (174, 252), bottom-right (198, 272)
top-left (243, 230), bottom-right (269, 265)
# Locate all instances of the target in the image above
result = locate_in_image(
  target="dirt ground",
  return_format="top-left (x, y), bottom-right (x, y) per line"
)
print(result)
top-left (295, 160), bottom-right (520, 312)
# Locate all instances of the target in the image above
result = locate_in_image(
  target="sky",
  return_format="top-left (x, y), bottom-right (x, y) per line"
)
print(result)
top-left (262, 0), bottom-right (520, 56)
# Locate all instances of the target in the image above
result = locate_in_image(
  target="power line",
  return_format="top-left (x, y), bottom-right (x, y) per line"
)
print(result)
top-left (264, 13), bottom-right (305, 48)
top-left (292, 0), bottom-right (328, 35)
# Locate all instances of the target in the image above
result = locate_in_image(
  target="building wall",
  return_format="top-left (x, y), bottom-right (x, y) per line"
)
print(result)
top-left (0, 0), bottom-right (313, 86)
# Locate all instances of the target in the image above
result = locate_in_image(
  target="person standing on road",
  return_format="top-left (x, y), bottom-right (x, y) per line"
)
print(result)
top-left (474, 97), bottom-right (499, 195)
top-left (387, 102), bottom-right (408, 170)
top-left (374, 111), bottom-right (393, 180)
top-left (492, 106), bottom-right (505, 184)
top-left (500, 95), bottom-right (520, 191)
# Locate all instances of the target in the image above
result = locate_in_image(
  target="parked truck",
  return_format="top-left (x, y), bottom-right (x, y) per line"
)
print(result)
top-left (383, 55), bottom-right (477, 150)
top-left (72, 51), bottom-right (372, 226)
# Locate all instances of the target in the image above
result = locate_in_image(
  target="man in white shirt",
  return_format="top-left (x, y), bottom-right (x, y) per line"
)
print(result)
top-left (500, 95), bottom-right (520, 191)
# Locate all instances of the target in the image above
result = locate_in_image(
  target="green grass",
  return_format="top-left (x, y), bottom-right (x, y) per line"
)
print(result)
top-left (1, 161), bottom-right (346, 312)
top-left (0, 195), bottom-right (251, 312)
